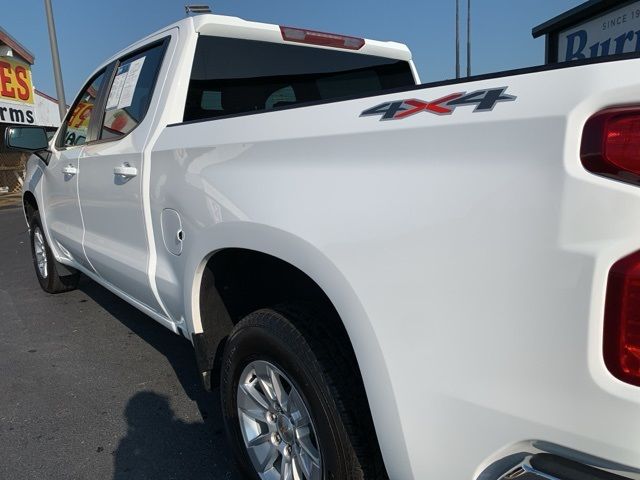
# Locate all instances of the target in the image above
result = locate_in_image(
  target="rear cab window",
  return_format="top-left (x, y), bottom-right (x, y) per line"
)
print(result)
top-left (184, 36), bottom-right (416, 122)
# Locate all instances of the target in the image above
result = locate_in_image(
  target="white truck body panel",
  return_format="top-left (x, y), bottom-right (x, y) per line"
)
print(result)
top-left (21, 13), bottom-right (640, 480)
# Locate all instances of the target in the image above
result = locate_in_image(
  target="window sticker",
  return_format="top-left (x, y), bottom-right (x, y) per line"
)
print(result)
top-left (105, 64), bottom-right (128, 111)
top-left (105, 57), bottom-right (146, 111)
top-left (103, 109), bottom-right (136, 134)
top-left (117, 57), bottom-right (145, 109)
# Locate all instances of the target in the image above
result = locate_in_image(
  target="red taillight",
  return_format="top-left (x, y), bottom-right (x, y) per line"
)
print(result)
top-left (604, 250), bottom-right (640, 386)
top-left (581, 107), bottom-right (640, 185)
top-left (279, 26), bottom-right (365, 50)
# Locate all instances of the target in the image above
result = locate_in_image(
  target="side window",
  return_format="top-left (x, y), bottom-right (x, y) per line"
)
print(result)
top-left (60, 70), bottom-right (106, 147)
top-left (184, 36), bottom-right (415, 122)
top-left (101, 42), bottom-right (165, 140)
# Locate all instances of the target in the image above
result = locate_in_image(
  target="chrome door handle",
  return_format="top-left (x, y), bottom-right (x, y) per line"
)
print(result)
top-left (113, 164), bottom-right (138, 178)
top-left (62, 164), bottom-right (77, 176)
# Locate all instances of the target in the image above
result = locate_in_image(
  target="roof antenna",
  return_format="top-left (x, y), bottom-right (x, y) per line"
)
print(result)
top-left (185, 4), bottom-right (211, 16)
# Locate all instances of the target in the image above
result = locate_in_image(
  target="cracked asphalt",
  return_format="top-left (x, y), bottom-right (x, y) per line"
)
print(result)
top-left (0, 206), bottom-right (241, 479)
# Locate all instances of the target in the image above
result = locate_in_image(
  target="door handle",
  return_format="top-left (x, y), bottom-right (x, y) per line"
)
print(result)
top-left (62, 164), bottom-right (77, 176)
top-left (113, 163), bottom-right (138, 178)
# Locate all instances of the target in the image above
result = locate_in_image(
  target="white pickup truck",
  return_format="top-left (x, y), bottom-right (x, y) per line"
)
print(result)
top-left (7, 12), bottom-right (640, 480)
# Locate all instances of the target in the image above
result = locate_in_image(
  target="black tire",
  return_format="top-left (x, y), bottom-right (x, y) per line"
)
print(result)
top-left (220, 307), bottom-right (388, 480)
top-left (29, 211), bottom-right (80, 294)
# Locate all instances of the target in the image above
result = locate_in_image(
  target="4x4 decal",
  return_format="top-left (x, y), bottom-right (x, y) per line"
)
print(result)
top-left (360, 87), bottom-right (516, 121)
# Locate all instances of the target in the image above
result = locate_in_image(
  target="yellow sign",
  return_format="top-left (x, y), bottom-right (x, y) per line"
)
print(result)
top-left (68, 101), bottom-right (93, 130)
top-left (0, 56), bottom-right (34, 105)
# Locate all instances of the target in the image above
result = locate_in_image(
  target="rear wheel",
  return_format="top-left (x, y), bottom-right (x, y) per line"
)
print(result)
top-left (29, 212), bottom-right (80, 293)
top-left (220, 307), bottom-right (387, 480)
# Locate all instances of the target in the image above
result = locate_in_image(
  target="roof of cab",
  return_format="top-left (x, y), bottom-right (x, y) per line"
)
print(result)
top-left (191, 14), bottom-right (412, 61)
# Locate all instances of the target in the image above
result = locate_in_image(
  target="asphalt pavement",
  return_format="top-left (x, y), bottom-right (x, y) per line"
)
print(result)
top-left (0, 206), bottom-right (241, 479)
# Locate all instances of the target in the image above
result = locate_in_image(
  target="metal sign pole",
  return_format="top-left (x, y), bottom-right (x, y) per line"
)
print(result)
top-left (44, 0), bottom-right (67, 121)
top-left (455, 0), bottom-right (460, 78)
top-left (467, 0), bottom-right (471, 76)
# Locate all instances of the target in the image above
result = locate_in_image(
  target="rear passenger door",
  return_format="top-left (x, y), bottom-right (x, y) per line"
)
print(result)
top-left (43, 69), bottom-right (108, 272)
top-left (79, 39), bottom-right (169, 315)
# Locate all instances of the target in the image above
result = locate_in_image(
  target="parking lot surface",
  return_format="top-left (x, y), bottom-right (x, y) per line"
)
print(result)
top-left (0, 206), bottom-right (241, 479)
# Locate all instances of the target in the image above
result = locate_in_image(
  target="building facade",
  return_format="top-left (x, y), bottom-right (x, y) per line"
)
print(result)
top-left (0, 26), bottom-right (61, 196)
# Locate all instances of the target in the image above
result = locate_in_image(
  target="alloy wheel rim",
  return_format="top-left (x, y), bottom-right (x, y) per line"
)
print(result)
top-left (33, 227), bottom-right (48, 279)
top-left (236, 360), bottom-right (322, 480)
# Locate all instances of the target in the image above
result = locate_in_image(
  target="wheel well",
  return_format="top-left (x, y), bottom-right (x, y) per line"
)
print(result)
top-left (197, 248), bottom-right (361, 390)
top-left (207, 248), bottom-right (339, 323)
top-left (23, 191), bottom-right (38, 223)
top-left (198, 248), bottom-right (389, 477)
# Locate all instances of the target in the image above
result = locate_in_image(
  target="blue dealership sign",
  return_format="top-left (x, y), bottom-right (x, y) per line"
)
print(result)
top-left (533, 0), bottom-right (640, 64)
top-left (559, 1), bottom-right (640, 61)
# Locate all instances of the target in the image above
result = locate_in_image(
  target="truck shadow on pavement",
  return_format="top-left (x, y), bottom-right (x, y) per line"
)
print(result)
top-left (113, 391), bottom-right (238, 480)
top-left (78, 278), bottom-right (241, 480)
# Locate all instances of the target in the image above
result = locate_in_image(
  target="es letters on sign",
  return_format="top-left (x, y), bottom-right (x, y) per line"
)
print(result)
top-left (0, 56), bottom-right (36, 125)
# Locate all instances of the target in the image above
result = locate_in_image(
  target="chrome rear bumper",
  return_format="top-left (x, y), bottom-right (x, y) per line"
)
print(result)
top-left (477, 442), bottom-right (640, 480)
